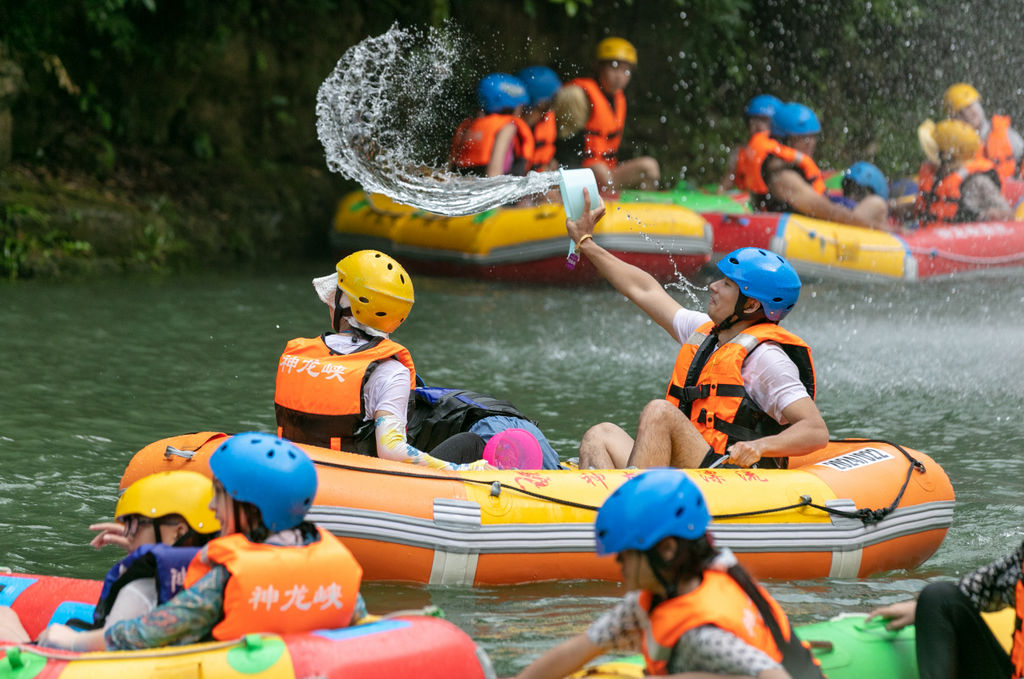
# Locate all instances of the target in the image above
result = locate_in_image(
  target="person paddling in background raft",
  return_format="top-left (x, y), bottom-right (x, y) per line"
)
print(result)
top-left (720, 94), bottom-right (782, 193)
top-left (556, 37), bottom-right (660, 191)
top-left (942, 83), bottom-right (1024, 184)
top-left (450, 73), bottom-right (535, 177)
top-left (866, 533), bottom-right (1024, 679)
top-left (916, 119), bottom-right (1012, 224)
top-left (275, 250), bottom-right (495, 470)
top-left (100, 433), bottom-right (367, 650)
top-left (29, 471), bottom-right (220, 651)
top-left (566, 193), bottom-right (828, 470)
top-left (517, 66), bottom-right (561, 172)
top-left (758, 103), bottom-right (889, 230)
top-left (515, 471), bottom-right (824, 679)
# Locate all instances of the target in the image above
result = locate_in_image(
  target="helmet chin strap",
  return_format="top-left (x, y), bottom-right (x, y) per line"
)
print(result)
top-left (332, 288), bottom-right (353, 333)
top-left (712, 293), bottom-right (752, 335)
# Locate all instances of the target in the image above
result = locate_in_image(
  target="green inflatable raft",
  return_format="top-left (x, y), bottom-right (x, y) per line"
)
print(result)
top-left (619, 183), bottom-right (750, 214)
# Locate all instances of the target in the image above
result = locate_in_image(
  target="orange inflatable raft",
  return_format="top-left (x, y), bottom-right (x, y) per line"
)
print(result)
top-left (121, 433), bottom-right (954, 586)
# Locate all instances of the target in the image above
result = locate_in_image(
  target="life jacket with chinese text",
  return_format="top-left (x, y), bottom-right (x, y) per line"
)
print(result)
top-left (665, 321), bottom-right (815, 459)
top-left (752, 140), bottom-right (827, 213)
top-left (530, 111), bottom-right (557, 171)
top-left (982, 114), bottom-right (1017, 183)
top-left (274, 334), bottom-right (416, 455)
top-left (90, 544), bottom-right (199, 629)
top-left (450, 114), bottom-right (536, 175)
top-left (916, 158), bottom-right (1000, 224)
top-left (569, 77), bottom-right (626, 168)
top-left (640, 567), bottom-right (824, 678)
top-left (183, 528), bottom-right (361, 640)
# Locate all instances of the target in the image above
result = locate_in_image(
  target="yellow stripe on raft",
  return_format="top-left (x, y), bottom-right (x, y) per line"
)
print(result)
top-left (459, 468), bottom-right (836, 526)
top-left (778, 215), bottom-right (907, 279)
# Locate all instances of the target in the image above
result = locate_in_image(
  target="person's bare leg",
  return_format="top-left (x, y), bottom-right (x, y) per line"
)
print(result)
top-left (626, 399), bottom-right (710, 469)
top-left (0, 606), bottom-right (30, 643)
top-left (590, 162), bottom-right (614, 192)
top-left (610, 157), bottom-right (661, 190)
top-left (853, 194), bottom-right (888, 228)
top-left (579, 422), bottom-right (634, 469)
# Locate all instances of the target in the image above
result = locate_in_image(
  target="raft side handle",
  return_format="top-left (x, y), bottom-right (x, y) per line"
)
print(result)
top-left (164, 446), bottom-right (196, 460)
top-left (490, 481), bottom-right (501, 497)
top-left (805, 640), bottom-right (834, 652)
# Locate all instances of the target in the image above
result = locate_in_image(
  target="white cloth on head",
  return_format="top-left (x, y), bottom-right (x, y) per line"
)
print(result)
top-left (312, 273), bottom-right (389, 338)
top-left (671, 308), bottom-right (810, 424)
top-left (323, 333), bottom-right (411, 428)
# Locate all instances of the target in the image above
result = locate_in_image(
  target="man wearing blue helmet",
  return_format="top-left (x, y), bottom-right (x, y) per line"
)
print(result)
top-left (450, 73), bottom-right (535, 177)
top-left (567, 193), bottom-right (828, 471)
top-left (761, 103), bottom-right (888, 230)
top-left (720, 94), bottom-right (781, 193)
top-left (515, 471), bottom-right (824, 679)
top-left (103, 433), bottom-right (368, 649)
top-left (517, 66), bottom-right (562, 172)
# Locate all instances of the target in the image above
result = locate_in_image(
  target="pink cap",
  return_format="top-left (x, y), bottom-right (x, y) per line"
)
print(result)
top-left (482, 429), bottom-right (543, 470)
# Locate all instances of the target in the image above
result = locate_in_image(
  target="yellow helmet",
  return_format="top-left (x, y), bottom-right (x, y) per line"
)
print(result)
top-left (115, 471), bottom-right (220, 534)
top-left (595, 37), bottom-right (637, 65)
top-left (335, 250), bottom-right (414, 334)
top-left (943, 83), bottom-right (980, 115)
top-left (933, 119), bottom-right (980, 163)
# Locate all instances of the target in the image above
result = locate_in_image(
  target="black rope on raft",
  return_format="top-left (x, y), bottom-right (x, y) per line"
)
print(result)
top-left (310, 437), bottom-right (925, 525)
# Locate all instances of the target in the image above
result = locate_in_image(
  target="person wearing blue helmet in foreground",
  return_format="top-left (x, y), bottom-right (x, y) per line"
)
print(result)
top-left (567, 194), bottom-right (828, 470)
top-left (103, 433), bottom-right (367, 650)
top-left (515, 471), bottom-right (824, 678)
top-left (517, 66), bottom-right (562, 172)
top-left (762, 103), bottom-right (888, 230)
top-left (719, 94), bottom-right (782, 192)
top-left (450, 73), bottom-right (536, 177)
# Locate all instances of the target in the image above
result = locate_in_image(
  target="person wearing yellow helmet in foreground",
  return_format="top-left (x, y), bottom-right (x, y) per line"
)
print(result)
top-left (916, 119), bottom-right (1012, 224)
top-left (274, 251), bottom-right (494, 470)
top-left (943, 83), bottom-right (1024, 184)
top-left (29, 471), bottom-right (220, 651)
top-left (515, 471), bottom-right (823, 679)
top-left (556, 37), bottom-right (660, 191)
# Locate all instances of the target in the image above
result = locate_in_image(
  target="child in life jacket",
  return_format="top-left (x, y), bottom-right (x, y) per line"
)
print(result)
top-left (832, 161), bottom-right (890, 211)
top-left (31, 471), bottom-right (220, 651)
top-left (516, 66), bottom-right (562, 173)
top-left (720, 94), bottom-right (782, 193)
top-left (101, 433), bottom-right (368, 650)
top-left (450, 73), bottom-right (535, 177)
top-left (515, 471), bottom-right (824, 679)
top-left (556, 37), bottom-right (660, 192)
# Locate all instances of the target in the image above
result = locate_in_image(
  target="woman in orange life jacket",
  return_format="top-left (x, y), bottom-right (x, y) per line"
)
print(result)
top-left (517, 66), bottom-right (561, 173)
top-left (720, 94), bottom-right (782, 193)
top-left (565, 192), bottom-right (828, 471)
top-left (557, 37), bottom-right (660, 192)
top-left (759, 103), bottom-right (889, 230)
top-left (943, 83), bottom-right (1024, 184)
top-left (516, 471), bottom-right (823, 679)
top-left (450, 73), bottom-right (535, 177)
top-left (867, 535), bottom-right (1024, 679)
top-left (276, 250), bottom-right (495, 471)
top-left (102, 432), bottom-right (367, 650)
top-left (915, 119), bottom-right (1012, 224)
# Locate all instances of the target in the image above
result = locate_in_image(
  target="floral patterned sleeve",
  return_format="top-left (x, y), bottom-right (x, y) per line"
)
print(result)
top-left (957, 539), bottom-right (1024, 613)
top-left (585, 591), bottom-right (646, 653)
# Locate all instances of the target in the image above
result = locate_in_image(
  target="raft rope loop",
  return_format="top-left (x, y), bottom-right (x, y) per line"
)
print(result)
top-left (310, 437), bottom-right (925, 526)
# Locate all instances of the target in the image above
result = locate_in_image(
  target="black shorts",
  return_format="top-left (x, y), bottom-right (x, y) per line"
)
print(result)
top-left (699, 446), bottom-right (788, 470)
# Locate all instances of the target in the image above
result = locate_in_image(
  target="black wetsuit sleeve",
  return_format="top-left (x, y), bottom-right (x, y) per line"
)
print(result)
top-left (957, 539), bottom-right (1024, 612)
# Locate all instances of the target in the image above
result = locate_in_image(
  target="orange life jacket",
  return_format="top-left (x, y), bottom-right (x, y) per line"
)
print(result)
top-left (982, 114), bottom-right (1017, 183)
top-left (450, 114), bottom-right (535, 174)
top-left (569, 77), bottom-right (626, 168)
top-left (916, 158), bottom-right (1001, 224)
top-left (530, 111), bottom-right (557, 171)
top-left (640, 567), bottom-right (824, 678)
top-left (750, 138), bottom-right (827, 212)
top-left (183, 528), bottom-right (362, 640)
top-left (665, 321), bottom-right (815, 459)
top-left (1012, 574), bottom-right (1024, 678)
top-left (274, 334), bottom-right (416, 455)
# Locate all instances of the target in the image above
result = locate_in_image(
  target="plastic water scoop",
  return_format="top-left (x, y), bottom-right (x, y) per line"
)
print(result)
top-left (483, 429), bottom-right (543, 470)
top-left (559, 168), bottom-right (600, 270)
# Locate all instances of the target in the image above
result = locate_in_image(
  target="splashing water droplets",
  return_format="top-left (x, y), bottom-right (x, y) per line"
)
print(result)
top-left (316, 25), bottom-right (558, 216)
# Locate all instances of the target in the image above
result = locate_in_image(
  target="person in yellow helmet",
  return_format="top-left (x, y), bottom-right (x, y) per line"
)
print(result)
top-left (32, 471), bottom-right (220, 651)
top-left (556, 37), bottom-right (660, 192)
top-left (274, 251), bottom-right (496, 470)
top-left (943, 83), bottom-right (1023, 183)
top-left (915, 119), bottom-right (1011, 224)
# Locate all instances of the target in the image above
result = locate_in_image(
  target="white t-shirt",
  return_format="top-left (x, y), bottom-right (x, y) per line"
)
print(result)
top-left (323, 333), bottom-right (411, 424)
top-left (671, 309), bottom-right (809, 424)
top-left (104, 578), bottom-right (158, 629)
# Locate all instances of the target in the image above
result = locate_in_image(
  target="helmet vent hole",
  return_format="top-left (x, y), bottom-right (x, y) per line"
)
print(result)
top-left (288, 450), bottom-right (296, 459)
top-left (359, 296), bottom-right (370, 304)
top-left (773, 297), bottom-right (783, 302)
top-left (303, 497), bottom-right (311, 506)
top-left (374, 253), bottom-right (381, 258)
top-left (375, 311), bottom-right (387, 316)
top-left (729, 257), bottom-right (739, 264)
top-left (387, 263), bottom-right (393, 270)
top-left (696, 497), bottom-right (704, 507)
top-left (675, 507), bottom-right (684, 517)
top-left (267, 451), bottom-right (274, 458)
top-left (786, 303), bottom-right (794, 309)
top-left (400, 274), bottom-right (405, 284)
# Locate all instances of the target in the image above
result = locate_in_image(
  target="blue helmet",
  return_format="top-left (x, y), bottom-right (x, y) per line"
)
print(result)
top-left (717, 247), bottom-right (801, 322)
top-left (745, 94), bottom-right (782, 119)
top-left (844, 161), bottom-right (889, 199)
top-left (209, 432), bottom-right (318, 532)
top-left (478, 73), bottom-right (530, 113)
top-left (771, 102), bottom-right (821, 138)
top-left (516, 66), bottom-right (562, 106)
top-left (595, 470), bottom-right (710, 556)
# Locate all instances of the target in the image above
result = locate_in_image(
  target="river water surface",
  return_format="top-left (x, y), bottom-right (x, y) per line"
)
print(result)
top-left (2, 269), bottom-right (1023, 674)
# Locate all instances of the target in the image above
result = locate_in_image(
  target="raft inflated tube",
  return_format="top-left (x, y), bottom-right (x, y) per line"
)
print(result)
top-left (122, 433), bottom-right (954, 586)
